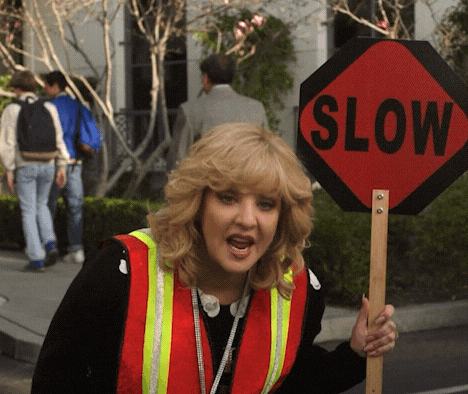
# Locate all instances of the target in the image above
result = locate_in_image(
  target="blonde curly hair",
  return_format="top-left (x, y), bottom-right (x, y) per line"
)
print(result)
top-left (147, 123), bottom-right (313, 298)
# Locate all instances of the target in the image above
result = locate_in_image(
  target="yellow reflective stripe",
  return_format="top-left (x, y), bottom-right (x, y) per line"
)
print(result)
top-left (129, 230), bottom-right (157, 394)
top-left (129, 230), bottom-right (174, 394)
top-left (284, 268), bottom-right (293, 283)
top-left (261, 286), bottom-right (292, 393)
top-left (274, 268), bottom-right (293, 387)
top-left (157, 269), bottom-right (173, 392)
top-left (274, 296), bottom-right (291, 384)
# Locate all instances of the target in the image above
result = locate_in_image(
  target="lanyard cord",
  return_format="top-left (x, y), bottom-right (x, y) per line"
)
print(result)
top-left (191, 283), bottom-right (250, 394)
top-left (192, 287), bottom-right (207, 394)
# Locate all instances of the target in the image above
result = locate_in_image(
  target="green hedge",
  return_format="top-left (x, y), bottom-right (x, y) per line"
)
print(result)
top-left (304, 174), bottom-right (468, 306)
top-left (0, 196), bottom-right (161, 253)
top-left (1, 174), bottom-right (467, 307)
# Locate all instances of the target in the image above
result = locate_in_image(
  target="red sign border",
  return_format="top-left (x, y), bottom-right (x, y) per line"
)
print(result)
top-left (297, 37), bottom-right (468, 215)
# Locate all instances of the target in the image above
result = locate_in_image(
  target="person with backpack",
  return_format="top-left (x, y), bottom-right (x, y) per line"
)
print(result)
top-left (44, 71), bottom-right (101, 265)
top-left (0, 70), bottom-right (69, 272)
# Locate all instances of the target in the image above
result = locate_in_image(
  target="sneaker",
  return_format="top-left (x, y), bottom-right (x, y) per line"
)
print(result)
top-left (43, 249), bottom-right (59, 267)
top-left (62, 248), bottom-right (85, 265)
top-left (43, 241), bottom-right (59, 267)
top-left (22, 260), bottom-right (45, 272)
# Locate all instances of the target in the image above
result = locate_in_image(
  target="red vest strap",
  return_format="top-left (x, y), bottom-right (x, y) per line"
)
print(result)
top-left (232, 288), bottom-right (275, 392)
top-left (166, 272), bottom-right (214, 393)
top-left (232, 269), bottom-right (308, 393)
top-left (115, 234), bottom-right (149, 394)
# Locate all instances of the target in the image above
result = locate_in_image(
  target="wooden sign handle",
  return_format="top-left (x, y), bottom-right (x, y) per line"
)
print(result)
top-left (365, 190), bottom-right (389, 394)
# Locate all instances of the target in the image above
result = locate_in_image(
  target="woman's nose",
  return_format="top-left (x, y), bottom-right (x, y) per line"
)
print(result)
top-left (235, 199), bottom-right (257, 227)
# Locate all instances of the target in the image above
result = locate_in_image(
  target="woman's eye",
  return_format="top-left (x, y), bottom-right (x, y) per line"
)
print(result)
top-left (217, 193), bottom-right (235, 204)
top-left (258, 199), bottom-right (277, 210)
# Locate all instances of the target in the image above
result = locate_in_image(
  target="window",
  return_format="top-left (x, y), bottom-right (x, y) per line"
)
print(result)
top-left (127, 4), bottom-right (187, 149)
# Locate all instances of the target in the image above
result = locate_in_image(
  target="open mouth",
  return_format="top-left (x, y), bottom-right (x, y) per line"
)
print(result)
top-left (227, 235), bottom-right (254, 251)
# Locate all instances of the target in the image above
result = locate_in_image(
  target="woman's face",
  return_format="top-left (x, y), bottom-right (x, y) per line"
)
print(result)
top-left (200, 187), bottom-right (281, 276)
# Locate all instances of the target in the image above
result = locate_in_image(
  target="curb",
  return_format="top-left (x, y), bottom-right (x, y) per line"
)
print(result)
top-left (2, 249), bottom-right (468, 363)
top-left (0, 301), bottom-right (57, 364)
top-left (2, 299), bottom-right (468, 364)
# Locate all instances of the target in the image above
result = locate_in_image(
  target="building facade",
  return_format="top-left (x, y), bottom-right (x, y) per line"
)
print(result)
top-left (17, 0), bottom-right (457, 162)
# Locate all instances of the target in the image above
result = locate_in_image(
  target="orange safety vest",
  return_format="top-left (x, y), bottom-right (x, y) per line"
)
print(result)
top-left (116, 230), bottom-right (308, 394)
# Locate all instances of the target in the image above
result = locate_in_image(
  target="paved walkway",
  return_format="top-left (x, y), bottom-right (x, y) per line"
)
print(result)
top-left (1, 249), bottom-right (468, 364)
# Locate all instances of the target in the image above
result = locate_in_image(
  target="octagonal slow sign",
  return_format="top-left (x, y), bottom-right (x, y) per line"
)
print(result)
top-left (298, 37), bottom-right (468, 215)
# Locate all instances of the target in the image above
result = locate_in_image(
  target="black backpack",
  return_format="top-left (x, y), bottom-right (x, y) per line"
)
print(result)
top-left (15, 97), bottom-right (58, 161)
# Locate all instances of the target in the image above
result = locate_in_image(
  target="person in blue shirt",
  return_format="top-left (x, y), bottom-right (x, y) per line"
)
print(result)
top-left (44, 71), bottom-right (101, 265)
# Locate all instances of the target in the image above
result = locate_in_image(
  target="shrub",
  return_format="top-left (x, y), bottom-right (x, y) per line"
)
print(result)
top-left (0, 195), bottom-right (161, 253)
top-left (304, 175), bottom-right (468, 307)
top-left (1, 175), bottom-right (467, 307)
top-left (409, 174), bottom-right (468, 290)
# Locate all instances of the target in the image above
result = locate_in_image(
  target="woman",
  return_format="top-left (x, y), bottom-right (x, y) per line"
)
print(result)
top-left (32, 123), bottom-right (396, 393)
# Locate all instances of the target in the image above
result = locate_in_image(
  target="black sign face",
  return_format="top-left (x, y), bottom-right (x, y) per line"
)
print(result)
top-left (298, 37), bottom-right (468, 215)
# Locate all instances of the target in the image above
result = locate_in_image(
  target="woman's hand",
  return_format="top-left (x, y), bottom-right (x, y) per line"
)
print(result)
top-left (350, 295), bottom-right (397, 357)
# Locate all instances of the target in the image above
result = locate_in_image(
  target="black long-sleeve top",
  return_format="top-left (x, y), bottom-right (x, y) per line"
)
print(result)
top-left (32, 239), bottom-right (366, 393)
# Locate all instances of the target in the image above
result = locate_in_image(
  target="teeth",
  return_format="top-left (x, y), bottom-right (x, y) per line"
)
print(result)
top-left (231, 236), bottom-right (249, 242)
top-left (228, 236), bottom-right (251, 250)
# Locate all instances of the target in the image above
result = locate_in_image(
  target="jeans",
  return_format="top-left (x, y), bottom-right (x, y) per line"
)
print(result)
top-left (49, 163), bottom-right (83, 252)
top-left (16, 164), bottom-right (56, 262)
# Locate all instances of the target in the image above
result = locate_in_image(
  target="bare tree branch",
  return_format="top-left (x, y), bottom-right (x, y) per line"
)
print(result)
top-left (0, 0), bottom-right (283, 198)
top-left (330, 0), bottom-right (415, 39)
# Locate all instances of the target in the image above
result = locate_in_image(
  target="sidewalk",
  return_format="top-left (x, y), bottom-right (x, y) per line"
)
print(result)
top-left (0, 250), bottom-right (81, 363)
top-left (1, 249), bottom-right (468, 364)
